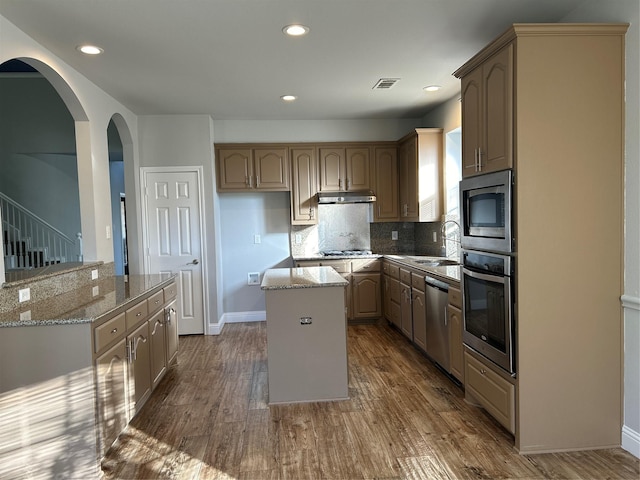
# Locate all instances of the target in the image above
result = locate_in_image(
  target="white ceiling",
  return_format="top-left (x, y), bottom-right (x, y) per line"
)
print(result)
top-left (0, 0), bottom-right (587, 120)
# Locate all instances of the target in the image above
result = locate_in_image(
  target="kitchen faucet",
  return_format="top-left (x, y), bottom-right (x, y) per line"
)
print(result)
top-left (440, 219), bottom-right (461, 259)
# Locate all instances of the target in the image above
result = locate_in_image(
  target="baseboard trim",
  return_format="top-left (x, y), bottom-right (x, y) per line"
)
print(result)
top-left (622, 294), bottom-right (640, 311)
top-left (622, 425), bottom-right (640, 458)
top-left (208, 311), bottom-right (265, 335)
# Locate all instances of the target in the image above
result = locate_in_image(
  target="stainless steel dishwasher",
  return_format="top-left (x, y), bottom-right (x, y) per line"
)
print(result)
top-left (425, 275), bottom-right (450, 372)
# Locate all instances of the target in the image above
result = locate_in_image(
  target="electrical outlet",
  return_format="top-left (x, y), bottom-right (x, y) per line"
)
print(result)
top-left (92, 286), bottom-right (100, 296)
top-left (20, 310), bottom-right (31, 321)
top-left (392, 231), bottom-right (398, 240)
top-left (295, 234), bottom-right (302, 245)
top-left (254, 234), bottom-right (261, 244)
top-left (19, 288), bottom-right (30, 303)
top-left (106, 225), bottom-right (111, 239)
top-left (247, 272), bottom-right (260, 285)
top-left (91, 269), bottom-right (99, 280)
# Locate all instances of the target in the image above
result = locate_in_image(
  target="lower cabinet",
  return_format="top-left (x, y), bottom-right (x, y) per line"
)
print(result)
top-left (448, 286), bottom-right (464, 383)
top-left (95, 339), bottom-right (129, 455)
top-left (399, 268), bottom-right (413, 340)
top-left (127, 320), bottom-right (152, 415)
top-left (412, 287), bottom-right (426, 352)
top-left (464, 346), bottom-right (516, 434)
top-left (92, 279), bottom-right (178, 457)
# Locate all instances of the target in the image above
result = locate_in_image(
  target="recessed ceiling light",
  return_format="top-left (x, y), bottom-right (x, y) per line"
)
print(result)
top-left (423, 85), bottom-right (441, 92)
top-left (283, 24), bottom-right (309, 36)
top-left (281, 95), bottom-right (297, 102)
top-left (77, 45), bottom-right (104, 55)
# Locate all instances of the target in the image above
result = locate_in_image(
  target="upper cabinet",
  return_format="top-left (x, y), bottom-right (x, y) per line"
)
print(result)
top-left (290, 147), bottom-right (318, 225)
top-left (373, 145), bottom-right (399, 221)
top-left (216, 145), bottom-right (289, 191)
top-left (397, 128), bottom-right (443, 222)
top-left (458, 44), bottom-right (513, 177)
top-left (318, 146), bottom-right (371, 192)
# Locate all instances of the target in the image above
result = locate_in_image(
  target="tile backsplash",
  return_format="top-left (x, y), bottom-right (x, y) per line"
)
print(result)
top-left (370, 221), bottom-right (445, 256)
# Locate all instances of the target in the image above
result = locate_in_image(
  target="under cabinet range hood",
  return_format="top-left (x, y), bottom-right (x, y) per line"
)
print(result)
top-left (316, 190), bottom-right (376, 204)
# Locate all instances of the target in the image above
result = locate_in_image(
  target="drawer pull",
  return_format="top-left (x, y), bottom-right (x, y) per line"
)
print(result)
top-left (300, 316), bottom-right (312, 325)
top-left (110, 327), bottom-right (118, 335)
top-left (136, 312), bottom-right (142, 317)
top-left (480, 368), bottom-right (487, 375)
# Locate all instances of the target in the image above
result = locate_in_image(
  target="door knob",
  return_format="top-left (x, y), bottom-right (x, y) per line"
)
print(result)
top-left (187, 259), bottom-right (199, 265)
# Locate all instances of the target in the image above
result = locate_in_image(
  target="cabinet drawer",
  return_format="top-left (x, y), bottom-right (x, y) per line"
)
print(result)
top-left (389, 278), bottom-right (401, 303)
top-left (94, 312), bottom-right (126, 353)
top-left (382, 262), bottom-right (390, 276)
top-left (464, 349), bottom-right (515, 434)
top-left (319, 260), bottom-right (351, 273)
top-left (411, 273), bottom-right (425, 291)
top-left (399, 268), bottom-right (411, 285)
top-left (352, 259), bottom-right (380, 273)
top-left (448, 286), bottom-right (462, 309)
top-left (147, 289), bottom-right (164, 314)
top-left (388, 263), bottom-right (400, 279)
top-left (126, 300), bottom-right (149, 330)
top-left (163, 282), bottom-right (178, 302)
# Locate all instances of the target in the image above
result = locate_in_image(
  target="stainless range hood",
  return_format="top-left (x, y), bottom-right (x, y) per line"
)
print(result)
top-left (316, 190), bottom-right (377, 204)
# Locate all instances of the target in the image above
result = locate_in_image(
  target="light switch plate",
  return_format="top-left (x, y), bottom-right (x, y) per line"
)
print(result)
top-left (91, 269), bottom-right (99, 280)
top-left (247, 272), bottom-right (260, 285)
top-left (19, 288), bottom-right (30, 302)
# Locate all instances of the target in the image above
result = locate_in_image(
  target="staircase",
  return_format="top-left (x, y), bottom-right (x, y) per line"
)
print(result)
top-left (1, 193), bottom-right (81, 270)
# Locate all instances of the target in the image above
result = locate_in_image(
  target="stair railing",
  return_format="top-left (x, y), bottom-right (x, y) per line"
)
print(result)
top-left (1, 192), bottom-right (81, 269)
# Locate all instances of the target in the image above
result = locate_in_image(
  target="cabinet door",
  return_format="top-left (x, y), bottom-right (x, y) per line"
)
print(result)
top-left (254, 148), bottom-right (289, 190)
top-left (95, 340), bottom-right (129, 454)
top-left (345, 147), bottom-right (371, 191)
top-left (351, 273), bottom-right (381, 319)
top-left (461, 67), bottom-right (483, 177)
top-left (290, 148), bottom-right (318, 224)
top-left (412, 288), bottom-right (426, 352)
top-left (482, 44), bottom-right (513, 173)
top-left (373, 147), bottom-right (399, 221)
top-left (318, 147), bottom-right (345, 191)
top-left (448, 304), bottom-right (464, 383)
top-left (386, 276), bottom-right (402, 328)
top-left (217, 148), bottom-right (252, 190)
top-left (149, 310), bottom-right (167, 389)
top-left (398, 137), bottom-right (419, 220)
top-left (400, 282), bottom-right (413, 339)
top-left (165, 302), bottom-right (179, 366)
top-left (127, 321), bottom-right (152, 414)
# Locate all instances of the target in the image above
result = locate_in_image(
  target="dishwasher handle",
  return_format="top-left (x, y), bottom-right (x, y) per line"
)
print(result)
top-left (425, 275), bottom-right (449, 293)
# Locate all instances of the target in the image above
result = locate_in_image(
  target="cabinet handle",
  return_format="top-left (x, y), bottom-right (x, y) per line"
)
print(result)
top-left (338, 178), bottom-right (342, 189)
top-left (480, 368), bottom-right (487, 375)
top-left (136, 312), bottom-right (142, 317)
top-left (130, 335), bottom-right (147, 361)
top-left (110, 327), bottom-right (118, 335)
top-left (309, 207), bottom-right (315, 219)
top-left (256, 175), bottom-right (260, 187)
top-left (300, 316), bottom-right (312, 325)
top-left (245, 175), bottom-right (250, 187)
top-left (346, 178), bottom-right (351, 190)
top-left (477, 149), bottom-right (484, 171)
top-left (151, 319), bottom-right (163, 335)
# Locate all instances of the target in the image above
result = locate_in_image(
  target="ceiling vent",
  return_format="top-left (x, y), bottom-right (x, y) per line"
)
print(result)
top-left (372, 78), bottom-right (400, 90)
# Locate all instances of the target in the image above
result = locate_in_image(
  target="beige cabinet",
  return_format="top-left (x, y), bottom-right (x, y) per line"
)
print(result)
top-left (448, 286), bottom-right (464, 384)
top-left (216, 145), bottom-right (289, 191)
top-left (397, 129), bottom-right (443, 221)
top-left (92, 279), bottom-right (179, 456)
top-left (455, 24), bottom-right (627, 452)
top-left (464, 347), bottom-right (515, 434)
top-left (290, 148), bottom-right (318, 225)
top-left (318, 146), bottom-right (371, 192)
top-left (149, 310), bottom-right (167, 389)
top-left (399, 268), bottom-right (413, 340)
top-left (382, 262), bottom-right (402, 329)
top-left (127, 320), bottom-right (152, 414)
top-left (373, 146), bottom-right (399, 221)
top-left (95, 338), bottom-right (128, 455)
top-left (459, 44), bottom-right (513, 177)
top-left (411, 286), bottom-right (426, 352)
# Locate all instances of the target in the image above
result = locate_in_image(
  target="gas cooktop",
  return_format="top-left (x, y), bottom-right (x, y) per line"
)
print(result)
top-left (320, 250), bottom-right (373, 257)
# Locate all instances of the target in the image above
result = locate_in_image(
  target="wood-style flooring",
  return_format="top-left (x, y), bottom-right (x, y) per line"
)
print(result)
top-left (101, 322), bottom-right (639, 479)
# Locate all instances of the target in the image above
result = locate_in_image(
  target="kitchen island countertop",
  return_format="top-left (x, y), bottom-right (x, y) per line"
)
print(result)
top-left (261, 266), bottom-right (349, 290)
top-left (0, 274), bottom-right (176, 327)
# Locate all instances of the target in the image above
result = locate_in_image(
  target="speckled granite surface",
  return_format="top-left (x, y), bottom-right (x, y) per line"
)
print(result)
top-left (261, 266), bottom-right (349, 290)
top-left (0, 274), bottom-right (175, 327)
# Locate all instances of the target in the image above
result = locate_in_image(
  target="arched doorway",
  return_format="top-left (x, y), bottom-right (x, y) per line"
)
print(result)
top-left (0, 59), bottom-right (87, 278)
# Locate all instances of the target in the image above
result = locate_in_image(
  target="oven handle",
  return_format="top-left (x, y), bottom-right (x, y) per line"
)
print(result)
top-left (462, 266), bottom-right (506, 285)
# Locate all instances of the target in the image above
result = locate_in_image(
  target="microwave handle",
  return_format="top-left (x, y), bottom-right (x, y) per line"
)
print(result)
top-left (462, 267), bottom-right (506, 285)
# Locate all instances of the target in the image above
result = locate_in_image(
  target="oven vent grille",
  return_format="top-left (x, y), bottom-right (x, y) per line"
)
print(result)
top-left (372, 78), bottom-right (400, 90)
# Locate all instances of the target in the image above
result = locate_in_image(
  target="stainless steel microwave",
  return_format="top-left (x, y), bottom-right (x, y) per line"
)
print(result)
top-left (460, 169), bottom-right (514, 253)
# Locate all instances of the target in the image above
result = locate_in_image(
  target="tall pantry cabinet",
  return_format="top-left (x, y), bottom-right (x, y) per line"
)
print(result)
top-left (454, 23), bottom-right (628, 454)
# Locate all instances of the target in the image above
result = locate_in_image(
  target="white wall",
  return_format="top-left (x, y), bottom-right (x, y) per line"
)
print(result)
top-left (137, 115), bottom-right (221, 331)
top-left (0, 14), bottom-right (139, 266)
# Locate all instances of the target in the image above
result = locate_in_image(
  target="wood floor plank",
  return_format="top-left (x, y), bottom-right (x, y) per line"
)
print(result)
top-left (101, 322), bottom-right (640, 479)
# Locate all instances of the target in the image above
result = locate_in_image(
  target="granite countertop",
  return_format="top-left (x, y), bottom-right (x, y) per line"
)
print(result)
top-left (383, 255), bottom-right (461, 284)
top-left (0, 274), bottom-right (176, 328)
top-left (293, 253), bottom-right (382, 261)
top-left (261, 266), bottom-right (349, 290)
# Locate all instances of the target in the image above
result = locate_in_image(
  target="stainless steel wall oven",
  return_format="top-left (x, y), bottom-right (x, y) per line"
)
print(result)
top-left (461, 249), bottom-right (516, 375)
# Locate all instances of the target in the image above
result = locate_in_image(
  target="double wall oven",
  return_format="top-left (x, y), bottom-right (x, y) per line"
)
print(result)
top-left (459, 169), bottom-right (516, 376)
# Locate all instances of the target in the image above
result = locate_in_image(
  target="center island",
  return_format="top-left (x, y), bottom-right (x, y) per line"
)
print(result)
top-left (261, 266), bottom-right (349, 404)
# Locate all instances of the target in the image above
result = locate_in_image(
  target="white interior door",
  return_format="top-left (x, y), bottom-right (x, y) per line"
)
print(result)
top-left (144, 169), bottom-right (205, 335)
